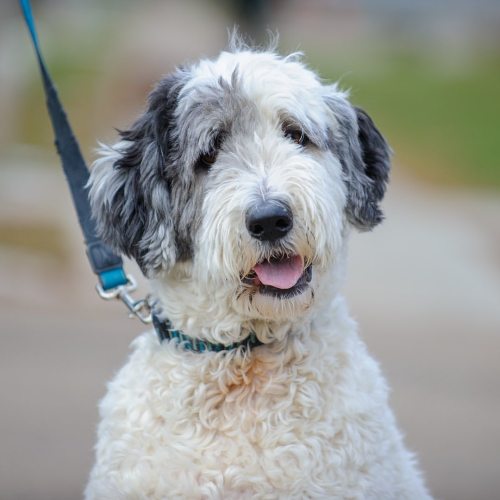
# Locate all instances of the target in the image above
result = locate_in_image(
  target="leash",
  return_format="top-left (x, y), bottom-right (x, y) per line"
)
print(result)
top-left (19, 0), bottom-right (152, 324)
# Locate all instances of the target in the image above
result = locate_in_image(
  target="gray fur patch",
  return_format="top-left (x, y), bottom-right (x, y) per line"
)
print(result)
top-left (89, 70), bottom-right (190, 276)
top-left (175, 69), bottom-right (259, 170)
top-left (325, 92), bottom-right (391, 230)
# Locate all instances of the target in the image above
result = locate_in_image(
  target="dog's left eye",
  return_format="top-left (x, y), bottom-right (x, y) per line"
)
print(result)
top-left (284, 127), bottom-right (310, 147)
top-left (197, 151), bottom-right (218, 169)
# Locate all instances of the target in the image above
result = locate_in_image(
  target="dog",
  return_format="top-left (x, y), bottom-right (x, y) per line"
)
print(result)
top-left (85, 39), bottom-right (431, 499)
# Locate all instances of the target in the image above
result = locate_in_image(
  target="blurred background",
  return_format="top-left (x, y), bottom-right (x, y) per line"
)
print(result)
top-left (1, 0), bottom-right (499, 498)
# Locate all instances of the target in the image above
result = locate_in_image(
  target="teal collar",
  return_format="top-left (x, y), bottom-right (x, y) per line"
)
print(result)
top-left (152, 314), bottom-right (263, 353)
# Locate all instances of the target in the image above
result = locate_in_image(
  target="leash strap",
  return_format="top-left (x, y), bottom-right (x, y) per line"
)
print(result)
top-left (20, 0), bottom-right (152, 322)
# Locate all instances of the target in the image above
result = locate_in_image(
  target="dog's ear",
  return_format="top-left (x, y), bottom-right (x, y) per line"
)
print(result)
top-left (89, 73), bottom-right (185, 276)
top-left (346, 107), bottom-right (391, 230)
top-left (325, 92), bottom-right (391, 230)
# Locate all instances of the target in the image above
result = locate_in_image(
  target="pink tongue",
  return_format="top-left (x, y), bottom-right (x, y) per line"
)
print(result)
top-left (253, 255), bottom-right (304, 290)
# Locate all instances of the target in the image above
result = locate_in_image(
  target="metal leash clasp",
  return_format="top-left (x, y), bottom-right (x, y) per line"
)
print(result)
top-left (96, 274), bottom-right (153, 324)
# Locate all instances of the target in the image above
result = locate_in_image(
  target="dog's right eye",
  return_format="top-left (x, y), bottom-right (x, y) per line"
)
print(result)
top-left (196, 133), bottom-right (224, 171)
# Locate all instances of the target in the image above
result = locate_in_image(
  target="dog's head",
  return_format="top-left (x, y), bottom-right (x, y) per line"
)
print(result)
top-left (89, 47), bottom-right (390, 329)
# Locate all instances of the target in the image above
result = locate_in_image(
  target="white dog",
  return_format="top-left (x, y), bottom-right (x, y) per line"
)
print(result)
top-left (85, 40), bottom-right (431, 499)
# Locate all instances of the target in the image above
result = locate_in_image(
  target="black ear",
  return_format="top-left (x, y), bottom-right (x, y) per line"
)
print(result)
top-left (342, 107), bottom-right (391, 230)
top-left (348, 107), bottom-right (391, 230)
top-left (324, 92), bottom-right (391, 230)
top-left (88, 72), bottom-right (185, 276)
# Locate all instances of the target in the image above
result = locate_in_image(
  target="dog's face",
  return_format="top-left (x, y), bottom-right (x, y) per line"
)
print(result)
top-left (89, 49), bottom-right (390, 326)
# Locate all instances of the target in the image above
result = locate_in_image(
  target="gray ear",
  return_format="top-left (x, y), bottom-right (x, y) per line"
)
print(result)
top-left (88, 72), bottom-right (185, 276)
top-left (347, 107), bottom-right (391, 230)
top-left (326, 94), bottom-right (391, 230)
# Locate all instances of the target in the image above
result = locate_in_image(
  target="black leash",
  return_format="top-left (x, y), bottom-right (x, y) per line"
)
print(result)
top-left (19, 0), bottom-right (152, 323)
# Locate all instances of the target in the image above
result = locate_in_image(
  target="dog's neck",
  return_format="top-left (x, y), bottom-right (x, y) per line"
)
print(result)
top-left (152, 279), bottom-right (301, 346)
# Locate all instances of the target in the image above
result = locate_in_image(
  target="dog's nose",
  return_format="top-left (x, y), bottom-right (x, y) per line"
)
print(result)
top-left (246, 200), bottom-right (293, 242)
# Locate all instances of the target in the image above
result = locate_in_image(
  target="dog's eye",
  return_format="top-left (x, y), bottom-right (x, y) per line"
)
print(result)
top-left (197, 151), bottom-right (218, 169)
top-left (284, 127), bottom-right (310, 147)
top-left (196, 133), bottom-right (224, 171)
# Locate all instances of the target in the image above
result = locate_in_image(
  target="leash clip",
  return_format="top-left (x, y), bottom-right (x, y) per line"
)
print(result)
top-left (96, 274), bottom-right (153, 324)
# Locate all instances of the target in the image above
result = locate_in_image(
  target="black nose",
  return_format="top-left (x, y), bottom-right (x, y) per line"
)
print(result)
top-left (246, 200), bottom-right (293, 242)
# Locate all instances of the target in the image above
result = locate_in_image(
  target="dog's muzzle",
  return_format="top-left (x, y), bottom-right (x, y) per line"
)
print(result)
top-left (242, 200), bottom-right (313, 301)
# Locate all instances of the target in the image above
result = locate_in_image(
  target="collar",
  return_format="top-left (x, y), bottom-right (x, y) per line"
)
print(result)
top-left (152, 314), bottom-right (263, 353)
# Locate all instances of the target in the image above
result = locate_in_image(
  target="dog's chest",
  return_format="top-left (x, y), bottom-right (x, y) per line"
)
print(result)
top-left (148, 341), bottom-right (338, 453)
top-left (93, 330), bottom-right (390, 497)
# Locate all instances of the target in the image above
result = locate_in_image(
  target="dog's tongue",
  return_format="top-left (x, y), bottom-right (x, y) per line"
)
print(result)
top-left (253, 255), bottom-right (304, 289)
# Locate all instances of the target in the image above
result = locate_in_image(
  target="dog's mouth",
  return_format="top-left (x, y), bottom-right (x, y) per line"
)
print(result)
top-left (242, 255), bottom-right (312, 299)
